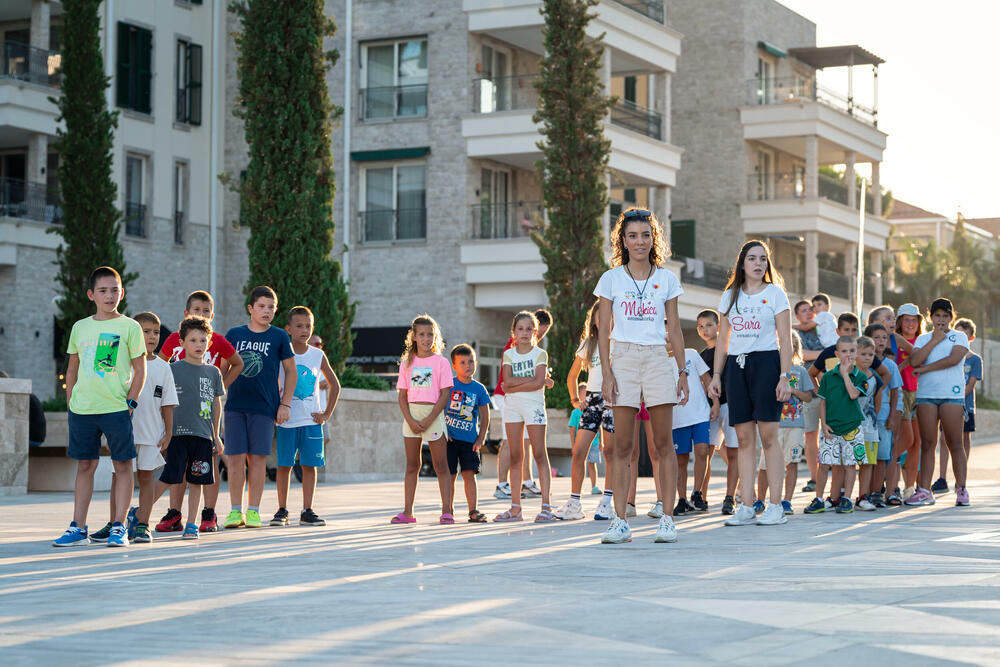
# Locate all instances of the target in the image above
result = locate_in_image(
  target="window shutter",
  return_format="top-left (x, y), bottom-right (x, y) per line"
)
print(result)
top-left (116, 22), bottom-right (131, 108)
top-left (188, 43), bottom-right (202, 125)
top-left (670, 219), bottom-right (696, 258)
top-left (137, 28), bottom-right (152, 113)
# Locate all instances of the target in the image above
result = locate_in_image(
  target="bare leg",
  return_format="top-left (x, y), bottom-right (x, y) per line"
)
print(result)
top-left (609, 407), bottom-right (638, 518)
top-left (276, 466), bottom-right (291, 509)
top-left (587, 462), bottom-right (598, 489)
top-left (916, 405), bottom-right (942, 490)
top-left (815, 464), bottom-right (831, 500)
top-left (940, 404), bottom-right (967, 488)
top-left (170, 481), bottom-right (186, 514)
top-left (644, 420), bottom-right (660, 502)
top-left (247, 454), bottom-right (267, 508)
top-left (903, 419), bottom-right (921, 489)
top-left (137, 470), bottom-right (156, 524)
top-left (497, 439), bottom-right (509, 485)
top-left (693, 443), bottom-right (710, 498)
top-left (939, 428), bottom-right (949, 484)
top-left (804, 428), bottom-right (819, 481)
top-left (111, 460), bottom-right (134, 524)
top-left (783, 462), bottom-right (797, 501)
top-left (505, 422), bottom-right (526, 515)
top-left (522, 431), bottom-right (533, 483)
top-left (202, 454), bottom-right (222, 512)
top-left (462, 470), bottom-right (477, 511)
top-left (186, 484), bottom-right (202, 527)
top-left (858, 465), bottom-right (873, 498)
top-left (628, 430), bottom-right (640, 505)
top-left (757, 469), bottom-right (768, 501)
top-left (830, 466), bottom-right (845, 503)
top-left (302, 466), bottom-right (317, 510)
top-left (646, 404), bottom-right (678, 519)
top-left (735, 422), bottom-right (758, 505)
top-left (842, 465), bottom-right (857, 501)
top-left (427, 437), bottom-right (453, 514)
top-left (227, 453), bottom-right (247, 508)
top-left (402, 437), bottom-right (422, 517)
top-left (676, 453), bottom-right (690, 501)
top-left (725, 446), bottom-right (738, 497)
top-left (758, 422), bottom-right (783, 506)
top-left (570, 428), bottom-right (599, 495)
top-left (72, 459), bottom-right (99, 526)
top-left (526, 424), bottom-right (551, 507)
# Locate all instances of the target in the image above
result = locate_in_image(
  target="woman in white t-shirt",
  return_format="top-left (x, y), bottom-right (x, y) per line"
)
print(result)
top-left (906, 297), bottom-right (970, 506)
top-left (707, 240), bottom-right (793, 527)
top-left (594, 207), bottom-right (688, 545)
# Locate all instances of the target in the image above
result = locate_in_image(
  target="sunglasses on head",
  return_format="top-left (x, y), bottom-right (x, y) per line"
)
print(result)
top-left (622, 209), bottom-right (651, 220)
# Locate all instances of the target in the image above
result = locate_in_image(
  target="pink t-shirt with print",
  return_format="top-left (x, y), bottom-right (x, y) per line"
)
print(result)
top-left (397, 353), bottom-right (454, 403)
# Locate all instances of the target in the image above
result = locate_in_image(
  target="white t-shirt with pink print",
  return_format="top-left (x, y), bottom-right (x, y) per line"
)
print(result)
top-left (719, 283), bottom-right (790, 356)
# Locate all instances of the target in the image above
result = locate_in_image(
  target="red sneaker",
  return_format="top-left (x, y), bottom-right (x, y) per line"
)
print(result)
top-left (199, 508), bottom-right (219, 533)
top-left (155, 508), bottom-right (183, 532)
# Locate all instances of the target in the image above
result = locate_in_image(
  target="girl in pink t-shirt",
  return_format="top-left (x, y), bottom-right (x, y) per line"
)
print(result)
top-left (392, 314), bottom-right (455, 525)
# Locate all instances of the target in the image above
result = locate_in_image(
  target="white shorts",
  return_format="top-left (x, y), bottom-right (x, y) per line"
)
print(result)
top-left (502, 395), bottom-right (547, 425)
top-left (759, 428), bottom-right (805, 470)
top-left (134, 443), bottom-right (166, 472)
top-left (803, 398), bottom-right (820, 432)
top-left (710, 403), bottom-right (739, 449)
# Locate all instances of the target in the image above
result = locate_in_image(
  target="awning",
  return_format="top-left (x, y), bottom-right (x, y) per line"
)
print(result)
top-left (757, 41), bottom-right (787, 59)
top-left (787, 45), bottom-right (885, 69)
top-left (350, 147), bottom-right (429, 162)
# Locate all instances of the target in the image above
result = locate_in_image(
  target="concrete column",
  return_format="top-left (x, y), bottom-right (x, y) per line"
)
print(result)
top-left (805, 136), bottom-right (818, 199)
top-left (844, 151), bottom-right (856, 209)
top-left (845, 242), bottom-right (858, 308)
top-left (660, 73), bottom-right (671, 142)
top-left (805, 231), bottom-right (819, 295)
top-left (601, 47), bottom-right (612, 100)
top-left (27, 133), bottom-right (48, 185)
top-left (30, 0), bottom-right (51, 51)
top-left (872, 250), bottom-right (883, 305)
top-left (871, 161), bottom-right (881, 217)
top-left (0, 377), bottom-right (31, 496)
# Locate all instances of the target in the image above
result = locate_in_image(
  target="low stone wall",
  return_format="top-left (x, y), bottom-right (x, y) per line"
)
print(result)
top-left (0, 378), bottom-right (31, 496)
top-left (972, 409), bottom-right (1000, 444)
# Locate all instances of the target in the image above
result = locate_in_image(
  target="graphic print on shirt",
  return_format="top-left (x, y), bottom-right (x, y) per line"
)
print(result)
top-left (781, 373), bottom-right (803, 423)
top-left (510, 358), bottom-right (538, 377)
top-left (94, 333), bottom-right (121, 377)
top-left (233, 339), bottom-right (272, 378)
top-left (620, 285), bottom-right (659, 325)
top-left (167, 344), bottom-right (222, 367)
top-left (198, 376), bottom-right (215, 421)
top-left (449, 389), bottom-right (476, 421)
top-left (294, 365), bottom-right (317, 400)
top-left (411, 366), bottom-right (433, 388)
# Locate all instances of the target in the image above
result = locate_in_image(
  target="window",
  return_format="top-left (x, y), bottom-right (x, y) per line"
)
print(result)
top-left (477, 44), bottom-right (511, 112)
top-left (117, 23), bottom-right (152, 113)
top-left (175, 40), bottom-right (202, 125)
top-left (173, 162), bottom-right (187, 244)
top-left (756, 55), bottom-right (776, 104)
top-left (360, 38), bottom-right (428, 120)
top-left (361, 164), bottom-right (426, 242)
top-left (125, 155), bottom-right (146, 237)
top-left (624, 76), bottom-right (637, 105)
top-left (671, 220), bottom-right (696, 258)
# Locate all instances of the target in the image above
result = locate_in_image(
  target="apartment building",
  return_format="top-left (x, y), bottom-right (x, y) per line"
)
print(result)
top-left (0, 0), bottom-right (225, 398)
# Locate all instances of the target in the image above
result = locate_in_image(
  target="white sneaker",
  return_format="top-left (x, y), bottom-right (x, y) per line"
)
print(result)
top-left (755, 502), bottom-right (788, 525)
top-left (647, 501), bottom-right (664, 519)
top-left (493, 482), bottom-right (511, 499)
top-left (553, 499), bottom-right (584, 520)
top-left (593, 498), bottom-right (614, 521)
top-left (857, 498), bottom-right (877, 511)
top-left (522, 480), bottom-right (542, 497)
top-left (626, 503), bottom-right (637, 518)
top-left (601, 517), bottom-right (632, 544)
top-left (725, 503), bottom-right (757, 526)
top-left (654, 515), bottom-right (677, 543)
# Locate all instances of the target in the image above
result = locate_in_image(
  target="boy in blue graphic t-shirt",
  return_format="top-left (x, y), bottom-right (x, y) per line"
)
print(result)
top-left (445, 345), bottom-right (492, 522)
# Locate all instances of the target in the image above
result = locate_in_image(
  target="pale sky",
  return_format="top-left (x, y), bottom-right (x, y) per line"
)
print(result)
top-left (778, 0), bottom-right (1000, 219)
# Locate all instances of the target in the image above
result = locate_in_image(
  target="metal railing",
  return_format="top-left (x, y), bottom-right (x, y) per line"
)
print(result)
top-left (675, 255), bottom-right (731, 290)
top-left (610, 100), bottom-right (662, 140)
top-left (1, 41), bottom-right (61, 87)
top-left (613, 0), bottom-right (665, 23)
top-left (0, 177), bottom-right (61, 223)
top-left (819, 268), bottom-right (850, 299)
top-left (747, 171), bottom-right (877, 214)
top-left (358, 84), bottom-right (428, 120)
top-left (125, 202), bottom-right (147, 237)
top-left (471, 200), bottom-right (544, 239)
top-left (174, 211), bottom-right (184, 245)
top-left (746, 77), bottom-right (877, 126)
top-left (472, 75), bottom-right (539, 113)
top-left (360, 208), bottom-right (426, 242)
top-left (818, 172), bottom-right (877, 214)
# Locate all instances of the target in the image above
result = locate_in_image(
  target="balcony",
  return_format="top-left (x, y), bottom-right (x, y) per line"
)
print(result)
top-left (610, 99), bottom-right (662, 140)
top-left (613, 0), bottom-right (664, 23)
top-left (124, 202), bottom-right (147, 237)
top-left (472, 75), bottom-right (539, 113)
top-left (358, 84), bottom-right (428, 121)
top-left (819, 268), bottom-right (850, 299)
top-left (1, 41), bottom-right (61, 88)
top-left (360, 208), bottom-right (427, 243)
top-left (471, 200), bottom-right (544, 240)
top-left (748, 171), bottom-right (877, 214)
top-left (747, 77), bottom-right (876, 126)
top-left (675, 255), bottom-right (730, 290)
top-left (0, 177), bottom-right (60, 223)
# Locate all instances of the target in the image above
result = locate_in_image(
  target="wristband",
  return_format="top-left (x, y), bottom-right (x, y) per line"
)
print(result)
top-left (280, 402), bottom-right (290, 408)
top-left (678, 367), bottom-right (689, 376)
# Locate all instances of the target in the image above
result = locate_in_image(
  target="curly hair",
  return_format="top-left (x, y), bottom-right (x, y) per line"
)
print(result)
top-left (609, 206), bottom-right (670, 268)
top-left (400, 314), bottom-right (445, 368)
top-left (179, 315), bottom-right (213, 340)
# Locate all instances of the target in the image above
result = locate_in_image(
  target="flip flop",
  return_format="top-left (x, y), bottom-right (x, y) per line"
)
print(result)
top-left (468, 510), bottom-right (487, 523)
top-left (439, 513), bottom-right (455, 525)
top-left (390, 512), bottom-right (416, 524)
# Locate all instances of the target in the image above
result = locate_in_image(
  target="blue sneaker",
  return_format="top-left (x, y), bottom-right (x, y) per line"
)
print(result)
top-left (752, 499), bottom-right (765, 515)
top-left (126, 506), bottom-right (138, 540)
top-left (781, 500), bottom-right (793, 515)
top-left (53, 522), bottom-right (89, 547)
top-left (182, 523), bottom-right (199, 540)
top-left (107, 522), bottom-right (129, 547)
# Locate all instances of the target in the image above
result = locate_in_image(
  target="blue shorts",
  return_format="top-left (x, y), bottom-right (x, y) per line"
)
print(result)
top-left (876, 420), bottom-right (893, 461)
top-left (965, 410), bottom-right (976, 433)
top-left (723, 350), bottom-right (781, 425)
top-left (68, 410), bottom-right (136, 462)
top-left (673, 421), bottom-right (710, 455)
top-left (447, 439), bottom-right (481, 475)
top-left (915, 397), bottom-right (964, 407)
top-left (224, 411), bottom-right (275, 457)
top-left (276, 424), bottom-right (325, 467)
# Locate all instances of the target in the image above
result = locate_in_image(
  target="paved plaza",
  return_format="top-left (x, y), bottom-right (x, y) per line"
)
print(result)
top-left (2, 444), bottom-right (1000, 666)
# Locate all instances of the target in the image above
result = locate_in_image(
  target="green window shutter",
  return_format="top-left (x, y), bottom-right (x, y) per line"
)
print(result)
top-left (137, 28), bottom-right (152, 113)
top-left (188, 43), bottom-right (202, 125)
top-left (671, 219), bottom-right (696, 258)
top-left (623, 188), bottom-right (636, 203)
top-left (116, 22), bottom-right (131, 108)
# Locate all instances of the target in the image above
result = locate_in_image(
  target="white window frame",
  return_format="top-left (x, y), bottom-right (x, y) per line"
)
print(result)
top-left (124, 153), bottom-right (149, 237)
top-left (358, 160), bottom-right (427, 243)
top-left (359, 37), bottom-right (428, 120)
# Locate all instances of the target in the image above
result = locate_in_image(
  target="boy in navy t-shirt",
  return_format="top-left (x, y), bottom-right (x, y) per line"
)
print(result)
top-left (222, 286), bottom-right (295, 529)
top-left (445, 344), bottom-right (492, 522)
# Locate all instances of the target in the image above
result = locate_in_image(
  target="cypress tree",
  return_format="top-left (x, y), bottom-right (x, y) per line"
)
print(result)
top-left (231, 0), bottom-right (355, 370)
top-left (533, 0), bottom-right (613, 405)
top-left (51, 0), bottom-right (134, 365)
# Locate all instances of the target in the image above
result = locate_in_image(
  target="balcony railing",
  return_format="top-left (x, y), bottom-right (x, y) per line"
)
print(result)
top-left (0, 177), bottom-right (61, 223)
top-left (360, 208), bottom-right (426, 243)
top-left (1, 41), bottom-right (61, 88)
top-left (613, 0), bottom-right (665, 23)
top-left (471, 200), bottom-right (544, 240)
top-left (818, 172), bottom-right (876, 214)
top-left (675, 255), bottom-right (731, 290)
top-left (819, 268), bottom-right (850, 299)
top-left (748, 171), bottom-right (876, 214)
top-left (125, 202), bottom-right (147, 237)
top-left (610, 99), bottom-right (662, 140)
top-left (358, 84), bottom-right (428, 120)
top-left (472, 75), bottom-right (539, 113)
top-left (746, 77), bottom-right (877, 126)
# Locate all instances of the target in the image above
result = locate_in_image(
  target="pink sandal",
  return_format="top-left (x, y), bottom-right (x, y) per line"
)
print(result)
top-left (439, 513), bottom-right (455, 525)
top-left (390, 512), bottom-right (416, 524)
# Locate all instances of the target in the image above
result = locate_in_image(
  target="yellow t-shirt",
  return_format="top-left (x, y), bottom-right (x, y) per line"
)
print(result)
top-left (67, 315), bottom-right (145, 415)
top-left (502, 345), bottom-right (548, 402)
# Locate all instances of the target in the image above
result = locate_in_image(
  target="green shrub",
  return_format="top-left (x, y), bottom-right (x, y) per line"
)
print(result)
top-left (339, 366), bottom-right (391, 391)
top-left (976, 393), bottom-right (1000, 411)
top-left (43, 395), bottom-right (68, 412)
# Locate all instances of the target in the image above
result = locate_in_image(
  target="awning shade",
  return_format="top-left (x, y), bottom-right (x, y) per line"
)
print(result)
top-left (787, 45), bottom-right (885, 69)
top-left (757, 41), bottom-right (787, 59)
top-left (350, 147), bottom-right (429, 162)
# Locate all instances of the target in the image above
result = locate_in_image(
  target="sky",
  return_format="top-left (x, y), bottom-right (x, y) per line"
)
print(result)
top-left (778, 0), bottom-right (1000, 219)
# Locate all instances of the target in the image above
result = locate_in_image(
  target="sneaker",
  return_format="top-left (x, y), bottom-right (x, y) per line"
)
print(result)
top-left (905, 488), bottom-right (933, 506)
top-left (270, 507), bottom-right (290, 526)
top-left (89, 522), bottom-right (113, 543)
top-left (654, 515), bottom-right (678, 543)
top-left (199, 508), bottom-right (219, 533)
top-left (133, 523), bottom-right (153, 543)
top-left (493, 482), bottom-right (511, 499)
top-left (836, 497), bottom-right (854, 514)
top-left (300, 508), bottom-right (326, 526)
top-left (752, 499), bottom-right (766, 515)
top-left (870, 492), bottom-right (886, 508)
top-left (802, 479), bottom-right (816, 493)
top-left (52, 522), bottom-right (89, 547)
top-left (126, 506), bottom-right (138, 540)
top-left (955, 487), bottom-right (970, 506)
top-left (824, 497), bottom-right (837, 510)
top-left (591, 486), bottom-right (603, 495)
top-left (182, 523), bottom-right (199, 540)
top-left (721, 495), bottom-right (735, 515)
top-left (626, 503), bottom-right (637, 518)
top-left (601, 516), bottom-right (632, 544)
top-left (683, 498), bottom-right (696, 513)
top-left (553, 499), bottom-right (584, 521)
top-left (886, 493), bottom-right (902, 506)
top-left (107, 523), bottom-right (129, 547)
top-left (673, 498), bottom-right (688, 516)
top-left (223, 509), bottom-right (245, 529)
top-left (647, 501), bottom-right (664, 519)
top-left (725, 504), bottom-right (756, 526)
top-left (245, 509), bottom-right (263, 528)
top-left (756, 502), bottom-right (788, 525)
top-left (903, 486), bottom-right (916, 501)
top-left (691, 490), bottom-right (708, 512)
top-left (931, 477), bottom-right (948, 493)
top-left (522, 480), bottom-right (542, 497)
top-left (156, 509), bottom-right (183, 533)
top-left (803, 498), bottom-right (825, 514)
top-left (781, 500), bottom-right (793, 515)
top-left (593, 498), bottom-right (614, 521)
top-left (857, 497), bottom-right (876, 511)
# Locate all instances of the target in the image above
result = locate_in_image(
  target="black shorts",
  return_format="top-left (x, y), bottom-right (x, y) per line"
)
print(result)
top-left (160, 435), bottom-right (215, 485)
top-left (724, 350), bottom-right (781, 426)
top-left (447, 440), bottom-right (481, 475)
top-left (964, 410), bottom-right (976, 433)
top-left (580, 391), bottom-right (614, 433)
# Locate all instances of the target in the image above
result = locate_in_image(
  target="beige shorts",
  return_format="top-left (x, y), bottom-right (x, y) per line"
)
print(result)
top-left (759, 428), bottom-right (804, 470)
top-left (803, 398), bottom-right (820, 432)
top-left (502, 394), bottom-right (547, 425)
top-left (901, 389), bottom-right (917, 421)
top-left (133, 443), bottom-right (166, 472)
top-left (402, 403), bottom-right (447, 442)
top-left (610, 342), bottom-right (678, 409)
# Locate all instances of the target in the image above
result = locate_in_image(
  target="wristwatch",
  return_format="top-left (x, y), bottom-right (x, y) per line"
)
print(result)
top-left (127, 399), bottom-right (138, 410)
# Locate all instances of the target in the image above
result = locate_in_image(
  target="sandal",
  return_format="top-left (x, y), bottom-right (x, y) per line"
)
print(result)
top-left (439, 513), bottom-right (455, 525)
top-left (534, 504), bottom-right (559, 523)
top-left (468, 510), bottom-right (487, 523)
top-left (390, 512), bottom-right (416, 524)
top-left (494, 505), bottom-right (523, 523)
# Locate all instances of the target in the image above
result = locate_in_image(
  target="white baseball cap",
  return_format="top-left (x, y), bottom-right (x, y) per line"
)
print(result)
top-left (897, 303), bottom-right (921, 317)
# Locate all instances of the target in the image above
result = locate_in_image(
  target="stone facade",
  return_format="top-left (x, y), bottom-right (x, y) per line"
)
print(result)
top-left (0, 378), bottom-right (31, 496)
